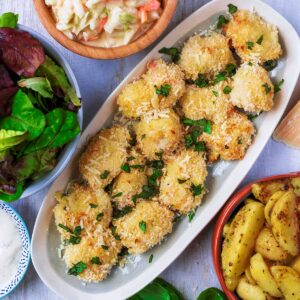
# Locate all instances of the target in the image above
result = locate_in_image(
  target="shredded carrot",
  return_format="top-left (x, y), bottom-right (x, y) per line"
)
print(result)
top-left (96, 17), bottom-right (108, 33)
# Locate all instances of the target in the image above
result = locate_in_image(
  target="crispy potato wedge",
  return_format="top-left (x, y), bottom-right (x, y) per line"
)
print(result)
top-left (271, 190), bottom-right (300, 256)
top-left (255, 227), bottom-right (289, 261)
top-left (252, 180), bottom-right (290, 204)
top-left (245, 266), bottom-right (256, 285)
top-left (249, 253), bottom-right (282, 297)
top-left (291, 177), bottom-right (300, 196)
top-left (290, 256), bottom-right (300, 274)
top-left (270, 266), bottom-right (300, 299)
top-left (221, 201), bottom-right (265, 291)
top-left (236, 276), bottom-right (269, 300)
top-left (264, 190), bottom-right (286, 226)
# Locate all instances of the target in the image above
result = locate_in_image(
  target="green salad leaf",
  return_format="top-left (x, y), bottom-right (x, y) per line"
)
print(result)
top-left (197, 287), bottom-right (226, 300)
top-left (0, 129), bottom-right (27, 151)
top-left (18, 77), bottom-right (53, 98)
top-left (0, 12), bottom-right (18, 28)
top-left (36, 56), bottom-right (81, 107)
top-left (0, 182), bottom-right (23, 202)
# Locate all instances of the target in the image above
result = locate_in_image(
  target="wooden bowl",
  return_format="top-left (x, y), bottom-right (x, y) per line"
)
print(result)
top-left (33, 0), bottom-right (178, 59)
top-left (211, 171), bottom-right (300, 300)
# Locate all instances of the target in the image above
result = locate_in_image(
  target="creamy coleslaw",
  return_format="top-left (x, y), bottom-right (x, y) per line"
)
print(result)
top-left (45, 0), bottom-right (162, 48)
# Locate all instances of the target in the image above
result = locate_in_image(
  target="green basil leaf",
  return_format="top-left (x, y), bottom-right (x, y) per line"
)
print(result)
top-left (18, 77), bottom-right (53, 98)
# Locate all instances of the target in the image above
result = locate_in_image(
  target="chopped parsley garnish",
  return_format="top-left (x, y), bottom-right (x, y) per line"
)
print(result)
top-left (263, 60), bottom-right (278, 71)
top-left (159, 47), bottom-right (180, 62)
top-left (256, 35), bottom-right (263, 45)
top-left (149, 254), bottom-right (154, 263)
top-left (262, 83), bottom-right (271, 94)
top-left (130, 164), bottom-right (144, 170)
top-left (274, 79), bottom-right (284, 93)
top-left (188, 210), bottom-right (196, 222)
top-left (190, 184), bottom-right (203, 196)
top-left (248, 62), bottom-right (253, 66)
top-left (247, 41), bottom-right (254, 50)
top-left (121, 163), bottom-right (131, 173)
top-left (212, 90), bottom-right (218, 97)
top-left (119, 247), bottom-right (129, 258)
top-left (96, 212), bottom-right (104, 221)
top-left (73, 226), bottom-right (82, 236)
top-left (248, 113), bottom-right (259, 121)
top-left (194, 142), bottom-right (206, 152)
top-left (111, 226), bottom-right (121, 241)
top-left (226, 63), bottom-right (236, 77)
top-left (112, 192), bottom-right (123, 199)
top-left (90, 203), bottom-right (98, 208)
top-left (238, 137), bottom-right (243, 144)
top-left (213, 71), bottom-right (227, 84)
top-left (113, 206), bottom-right (133, 219)
top-left (223, 86), bottom-right (232, 94)
top-left (217, 15), bottom-right (229, 28)
top-left (182, 118), bottom-right (211, 134)
top-left (228, 3), bottom-right (238, 14)
top-left (100, 170), bottom-right (109, 179)
top-left (173, 214), bottom-right (181, 223)
top-left (178, 178), bottom-right (188, 184)
top-left (68, 262), bottom-right (87, 276)
top-left (194, 74), bottom-right (210, 88)
top-left (132, 195), bottom-right (137, 205)
top-left (155, 84), bottom-right (171, 97)
top-left (101, 245), bottom-right (109, 250)
top-left (58, 224), bottom-right (72, 233)
top-left (139, 221), bottom-right (147, 233)
top-left (91, 257), bottom-right (102, 265)
top-left (69, 235), bottom-right (81, 245)
top-left (127, 156), bottom-right (136, 161)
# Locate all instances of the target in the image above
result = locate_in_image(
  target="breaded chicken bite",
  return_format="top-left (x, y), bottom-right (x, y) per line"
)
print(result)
top-left (178, 33), bottom-right (235, 80)
top-left (201, 111), bottom-right (255, 162)
top-left (63, 230), bottom-right (122, 282)
top-left (159, 149), bottom-right (207, 214)
top-left (142, 59), bottom-right (185, 109)
top-left (179, 81), bottom-right (234, 123)
top-left (79, 126), bottom-right (130, 189)
top-left (113, 201), bottom-right (174, 254)
top-left (224, 10), bottom-right (282, 63)
top-left (135, 109), bottom-right (183, 160)
top-left (54, 183), bottom-right (112, 241)
top-left (230, 63), bottom-right (274, 113)
top-left (111, 148), bottom-right (147, 209)
top-left (117, 79), bottom-right (159, 118)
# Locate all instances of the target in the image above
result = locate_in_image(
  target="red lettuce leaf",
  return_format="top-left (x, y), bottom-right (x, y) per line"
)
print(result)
top-left (0, 86), bottom-right (18, 116)
top-left (0, 28), bottom-right (45, 77)
top-left (0, 64), bottom-right (14, 89)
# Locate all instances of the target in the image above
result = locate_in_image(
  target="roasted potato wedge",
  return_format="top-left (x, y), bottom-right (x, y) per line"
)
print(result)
top-left (252, 180), bottom-right (290, 204)
top-left (245, 266), bottom-right (256, 285)
top-left (236, 276), bottom-right (270, 300)
top-left (271, 190), bottom-right (300, 256)
top-left (291, 177), bottom-right (300, 196)
top-left (221, 201), bottom-right (265, 291)
top-left (264, 190), bottom-right (286, 226)
top-left (249, 253), bottom-right (282, 297)
top-left (270, 266), bottom-right (300, 299)
top-left (255, 227), bottom-right (289, 261)
top-left (290, 256), bottom-right (300, 274)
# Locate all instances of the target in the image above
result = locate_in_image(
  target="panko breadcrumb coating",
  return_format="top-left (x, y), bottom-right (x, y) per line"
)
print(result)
top-left (179, 81), bottom-right (234, 123)
top-left (117, 79), bottom-right (159, 118)
top-left (159, 149), bottom-right (207, 214)
top-left (53, 183), bottom-right (112, 241)
top-left (135, 109), bottom-right (183, 160)
top-left (178, 33), bottom-right (235, 80)
top-left (63, 231), bottom-right (122, 282)
top-left (224, 10), bottom-right (282, 63)
top-left (113, 201), bottom-right (174, 254)
top-left (201, 111), bottom-right (256, 162)
top-left (230, 63), bottom-right (274, 113)
top-left (142, 59), bottom-right (185, 109)
top-left (79, 126), bottom-right (130, 189)
top-left (112, 148), bottom-right (147, 209)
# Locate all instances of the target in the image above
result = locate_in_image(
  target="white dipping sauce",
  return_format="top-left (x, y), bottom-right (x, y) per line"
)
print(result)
top-left (0, 210), bottom-right (22, 289)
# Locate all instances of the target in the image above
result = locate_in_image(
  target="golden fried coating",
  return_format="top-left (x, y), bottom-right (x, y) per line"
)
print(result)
top-left (113, 201), bottom-right (174, 254)
top-left (79, 126), bottom-right (130, 189)
top-left (63, 230), bottom-right (122, 282)
top-left (159, 149), bottom-right (207, 214)
top-left (178, 33), bottom-right (235, 80)
top-left (53, 183), bottom-right (112, 241)
top-left (142, 59), bottom-right (186, 108)
top-left (112, 148), bottom-right (147, 209)
top-left (201, 111), bottom-right (255, 162)
top-left (230, 63), bottom-right (274, 113)
top-left (224, 10), bottom-right (282, 63)
top-left (116, 79), bottom-right (159, 118)
top-left (179, 81), bottom-right (234, 123)
top-left (134, 109), bottom-right (183, 160)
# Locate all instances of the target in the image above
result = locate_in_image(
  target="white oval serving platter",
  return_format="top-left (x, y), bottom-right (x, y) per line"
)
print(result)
top-left (31, 0), bottom-right (300, 299)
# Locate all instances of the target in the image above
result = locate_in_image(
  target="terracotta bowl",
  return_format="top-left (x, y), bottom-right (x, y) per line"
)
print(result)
top-left (212, 171), bottom-right (300, 300)
top-left (33, 0), bottom-right (178, 59)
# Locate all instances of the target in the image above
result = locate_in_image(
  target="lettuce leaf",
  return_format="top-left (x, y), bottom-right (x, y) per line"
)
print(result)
top-left (18, 77), bottom-right (53, 98)
top-left (0, 129), bottom-right (27, 151)
top-left (0, 86), bottom-right (18, 117)
top-left (0, 12), bottom-right (18, 29)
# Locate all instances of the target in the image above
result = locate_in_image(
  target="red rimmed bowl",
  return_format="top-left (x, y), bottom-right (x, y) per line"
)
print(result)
top-left (212, 171), bottom-right (300, 300)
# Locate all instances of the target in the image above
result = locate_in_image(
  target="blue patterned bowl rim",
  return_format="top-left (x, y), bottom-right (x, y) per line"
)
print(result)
top-left (0, 202), bottom-right (31, 299)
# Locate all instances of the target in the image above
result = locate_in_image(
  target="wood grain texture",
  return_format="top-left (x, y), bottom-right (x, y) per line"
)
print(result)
top-left (33, 0), bottom-right (178, 59)
top-left (0, 0), bottom-right (299, 299)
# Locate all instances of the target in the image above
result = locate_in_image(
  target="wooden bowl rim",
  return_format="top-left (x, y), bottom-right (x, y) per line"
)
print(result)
top-left (211, 171), bottom-right (300, 300)
top-left (33, 0), bottom-right (178, 59)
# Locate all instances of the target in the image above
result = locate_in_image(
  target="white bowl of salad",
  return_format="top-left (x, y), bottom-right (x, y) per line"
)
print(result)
top-left (0, 12), bottom-right (83, 202)
top-left (33, 0), bottom-right (178, 59)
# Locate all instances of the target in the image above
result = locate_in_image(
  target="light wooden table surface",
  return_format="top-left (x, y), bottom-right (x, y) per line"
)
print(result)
top-left (1, 0), bottom-right (300, 299)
